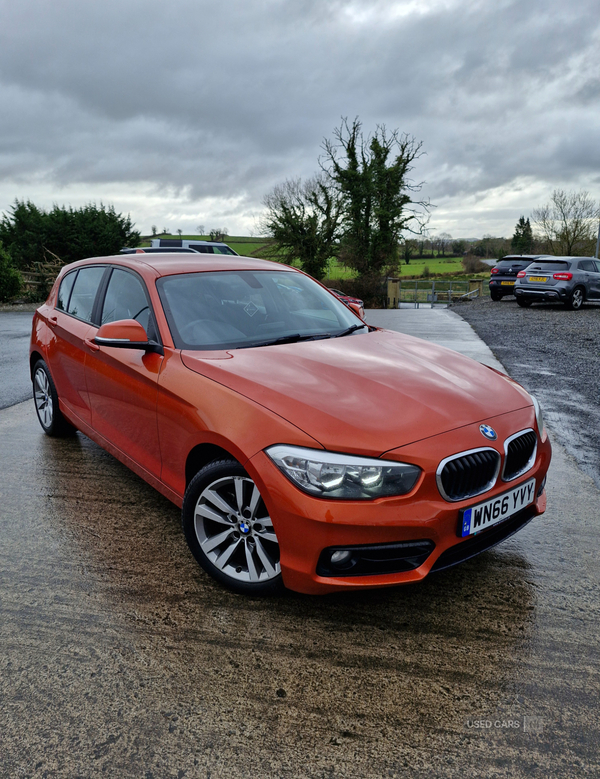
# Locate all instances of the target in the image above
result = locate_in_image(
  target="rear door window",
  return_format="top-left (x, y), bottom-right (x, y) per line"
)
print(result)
top-left (67, 267), bottom-right (106, 323)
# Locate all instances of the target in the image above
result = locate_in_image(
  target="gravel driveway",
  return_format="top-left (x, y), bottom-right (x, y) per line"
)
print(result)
top-left (454, 296), bottom-right (600, 489)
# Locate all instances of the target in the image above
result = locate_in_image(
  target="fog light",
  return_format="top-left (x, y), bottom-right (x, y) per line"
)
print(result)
top-left (330, 550), bottom-right (353, 566)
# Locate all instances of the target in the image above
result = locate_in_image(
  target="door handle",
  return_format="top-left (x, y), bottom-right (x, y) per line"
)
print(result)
top-left (85, 338), bottom-right (100, 352)
top-left (48, 315), bottom-right (58, 328)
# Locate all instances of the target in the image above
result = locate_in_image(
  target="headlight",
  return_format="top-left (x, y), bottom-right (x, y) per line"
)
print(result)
top-left (266, 445), bottom-right (421, 500)
top-left (530, 394), bottom-right (547, 441)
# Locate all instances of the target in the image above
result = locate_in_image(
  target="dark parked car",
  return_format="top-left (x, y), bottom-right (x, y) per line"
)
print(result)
top-left (514, 257), bottom-right (600, 310)
top-left (489, 255), bottom-right (546, 300)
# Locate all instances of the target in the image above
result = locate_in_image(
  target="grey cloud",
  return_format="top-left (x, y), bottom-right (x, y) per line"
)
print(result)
top-left (1, 0), bottom-right (599, 235)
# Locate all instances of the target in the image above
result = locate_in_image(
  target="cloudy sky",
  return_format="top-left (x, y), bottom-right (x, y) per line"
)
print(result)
top-left (1, 0), bottom-right (599, 239)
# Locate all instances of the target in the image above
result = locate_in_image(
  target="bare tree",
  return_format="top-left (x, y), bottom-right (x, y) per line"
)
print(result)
top-left (209, 228), bottom-right (228, 242)
top-left (437, 232), bottom-right (453, 257)
top-left (196, 224), bottom-right (205, 235)
top-left (532, 190), bottom-right (599, 256)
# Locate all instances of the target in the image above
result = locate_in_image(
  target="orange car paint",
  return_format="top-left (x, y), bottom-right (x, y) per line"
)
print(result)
top-left (31, 253), bottom-right (552, 594)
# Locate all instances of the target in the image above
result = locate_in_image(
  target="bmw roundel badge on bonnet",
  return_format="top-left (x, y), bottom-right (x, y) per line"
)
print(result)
top-left (479, 424), bottom-right (498, 441)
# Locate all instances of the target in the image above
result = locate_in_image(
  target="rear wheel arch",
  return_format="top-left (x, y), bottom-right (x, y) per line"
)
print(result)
top-left (30, 350), bottom-right (45, 380)
top-left (32, 358), bottom-right (76, 436)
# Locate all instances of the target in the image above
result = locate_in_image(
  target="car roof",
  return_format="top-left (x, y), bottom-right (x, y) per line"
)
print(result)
top-left (529, 256), bottom-right (595, 261)
top-left (60, 253), bottom-right (295, 278)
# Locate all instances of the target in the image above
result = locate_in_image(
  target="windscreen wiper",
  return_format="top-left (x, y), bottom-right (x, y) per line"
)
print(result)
top-left (334, 323), bottom-right (368, 338)
top-left (239, 332), bottom-right (332, 349)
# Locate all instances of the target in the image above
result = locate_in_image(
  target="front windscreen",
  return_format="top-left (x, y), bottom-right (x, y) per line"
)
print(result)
top-left (157, 270), bottom-right (363, 350)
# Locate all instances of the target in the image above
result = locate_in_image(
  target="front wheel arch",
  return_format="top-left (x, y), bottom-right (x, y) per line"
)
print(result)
top-left (185, 443), bottom-right (237, 489)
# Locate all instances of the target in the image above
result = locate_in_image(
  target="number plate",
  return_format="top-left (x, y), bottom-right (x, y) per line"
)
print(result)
top-left (528, 276), bottom-right (548, 282)
top-left (459, 478), bottom-right (536, 538)
top-left (500, 281), bottom-right (515, 286)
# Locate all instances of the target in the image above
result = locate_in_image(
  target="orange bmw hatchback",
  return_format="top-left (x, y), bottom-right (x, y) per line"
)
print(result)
top-left (30, 254), bottom-right (551, 595)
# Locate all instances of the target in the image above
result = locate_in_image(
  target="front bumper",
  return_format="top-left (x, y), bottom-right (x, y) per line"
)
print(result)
top-left (246, 408), bottom-right (552, 594)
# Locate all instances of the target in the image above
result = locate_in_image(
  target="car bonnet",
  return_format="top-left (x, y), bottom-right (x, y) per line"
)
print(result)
top-left (180, 329), bottom-right (532, 456)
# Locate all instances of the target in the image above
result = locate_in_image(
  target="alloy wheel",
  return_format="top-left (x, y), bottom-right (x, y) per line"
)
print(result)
top-left (571, 288), bottom-right (583, 310)
top-left (193, 475), bottom-right (280, 584)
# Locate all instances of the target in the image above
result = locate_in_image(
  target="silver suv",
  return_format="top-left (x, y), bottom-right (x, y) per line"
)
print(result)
top-left (514, 256), bottom-right (600, 310)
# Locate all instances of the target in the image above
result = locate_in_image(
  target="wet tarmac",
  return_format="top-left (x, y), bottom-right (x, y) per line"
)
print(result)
top-left (454, 296), bottom-right (600, 492)
top-left (2, 307), bottom-right (600, 777)
top-left (0, 311), bottom-right (35, 409)
top-left (1, 399), bottom-right (599, 778)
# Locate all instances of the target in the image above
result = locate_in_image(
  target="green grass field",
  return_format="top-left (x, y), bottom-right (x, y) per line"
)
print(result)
top-left (141, 235), bottom-right (487, 283)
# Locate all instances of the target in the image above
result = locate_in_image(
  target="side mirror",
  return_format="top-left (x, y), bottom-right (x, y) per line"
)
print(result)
top-left (94, 319), bottom-right (163, 355)
top-left (348, 301), bottom-right (365, 319)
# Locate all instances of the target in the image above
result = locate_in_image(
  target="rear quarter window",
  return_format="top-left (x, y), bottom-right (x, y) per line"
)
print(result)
top-left (578, 260), bottom-right (596, 272)
top-left (56, 271), bottom-right (77, 311)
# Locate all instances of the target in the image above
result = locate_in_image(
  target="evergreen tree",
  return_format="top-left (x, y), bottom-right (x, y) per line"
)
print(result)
top-left (0, 200), bottom-right (140, 270)
top-left (0, 241), bottom-right (22, 302)
top-left (511, 216), bottom-right (534, 253)
top-left (321, 118), bottom-right (430, 276)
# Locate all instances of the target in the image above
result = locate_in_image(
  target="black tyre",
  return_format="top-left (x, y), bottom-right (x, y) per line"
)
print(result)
top-left (182, 459), bottom-right (283, 595)
top-left (516, 298), bottom-right (532, 308)
top-left (565, 286), bottom-right (584, 310)
top-left (490, 290), bottom-right (502, 301)
top-left (32, 359), bottom-right (77, 437)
